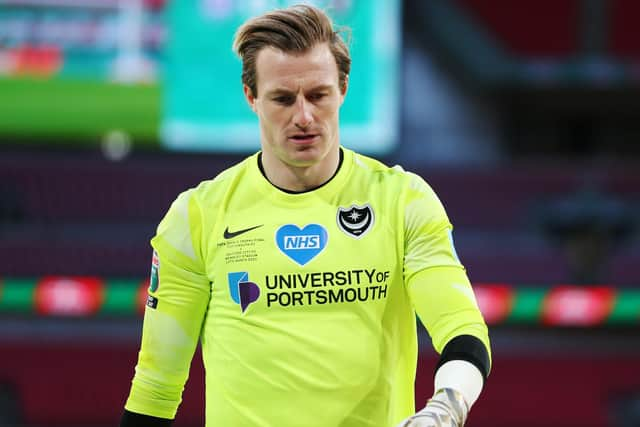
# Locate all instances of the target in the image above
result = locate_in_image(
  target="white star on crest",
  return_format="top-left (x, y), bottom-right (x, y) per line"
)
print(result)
top-left (348, 210), bottom-right (361, 221)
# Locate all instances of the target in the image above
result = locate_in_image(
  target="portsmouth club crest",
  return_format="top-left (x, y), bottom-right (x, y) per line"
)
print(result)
top-left (337, 204), bottom-right (375, 238)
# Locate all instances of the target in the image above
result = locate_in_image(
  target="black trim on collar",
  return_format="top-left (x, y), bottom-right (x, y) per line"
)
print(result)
top-left (257, 148), bottom-right (344, 194)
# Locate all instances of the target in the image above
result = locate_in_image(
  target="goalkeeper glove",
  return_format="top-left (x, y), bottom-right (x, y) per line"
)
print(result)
top-left (395, 388), bottom-right (469, 427)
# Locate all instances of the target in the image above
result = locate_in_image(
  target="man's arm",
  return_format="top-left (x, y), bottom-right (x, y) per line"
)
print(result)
top-left (408, 266), bottom-right (491, 376)
top-left (122, 190), bottom-right (210, 425)
top-left (399, 266), bottom-right (490, 427)
top-left (400, 173), bottom-right (491, 426)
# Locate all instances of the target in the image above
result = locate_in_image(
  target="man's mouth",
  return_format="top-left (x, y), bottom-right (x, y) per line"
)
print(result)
top-left (288, 134), bottom-right (318, 143)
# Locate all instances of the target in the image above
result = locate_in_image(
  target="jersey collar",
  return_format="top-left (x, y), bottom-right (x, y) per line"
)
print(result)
top-left (249, 147), bottom-right (354, 205)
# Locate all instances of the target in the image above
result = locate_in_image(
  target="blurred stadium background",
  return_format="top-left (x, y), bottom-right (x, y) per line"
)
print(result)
top-left (0, 0), bottom-right (639, 426)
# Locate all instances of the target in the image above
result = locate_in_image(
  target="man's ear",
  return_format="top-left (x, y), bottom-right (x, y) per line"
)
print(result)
top-left (339, 75), bottom-right (349, 104)
top-left (243, 84), bottom-right (257, 113)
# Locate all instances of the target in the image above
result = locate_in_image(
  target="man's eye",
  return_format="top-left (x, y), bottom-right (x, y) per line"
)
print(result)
top-left (273, 96), bottom-right (294, 104)
top-left (309, 93), bottom-right (326, 101)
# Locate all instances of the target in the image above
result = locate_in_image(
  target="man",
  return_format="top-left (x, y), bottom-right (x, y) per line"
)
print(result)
top-left (121, 5), bottom-right (490, 427)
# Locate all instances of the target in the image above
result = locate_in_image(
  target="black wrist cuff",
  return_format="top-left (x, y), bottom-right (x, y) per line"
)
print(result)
top-left (120, 410), bottom-right (173, 427)
top-left (435, 334), bottom-right (491, 381)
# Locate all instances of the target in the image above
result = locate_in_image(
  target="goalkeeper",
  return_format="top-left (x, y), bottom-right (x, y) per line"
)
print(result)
top-left (121, 4), bottom-right (490, 427)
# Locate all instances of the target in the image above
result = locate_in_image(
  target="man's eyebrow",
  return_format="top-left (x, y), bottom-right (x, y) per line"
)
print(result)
top-left (264, 88), bottom-right (294, 97)
top-left (264, 84), bottom-right (334, 97)
top-left (307, 84), bottom-right (334, 92)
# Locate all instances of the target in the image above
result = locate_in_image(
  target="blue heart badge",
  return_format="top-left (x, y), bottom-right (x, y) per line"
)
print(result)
top-left (276, 224), bottom-right (328, 266)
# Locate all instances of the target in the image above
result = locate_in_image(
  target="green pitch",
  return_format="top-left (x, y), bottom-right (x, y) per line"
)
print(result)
top-left (0, 77), bottom-right (161, 147)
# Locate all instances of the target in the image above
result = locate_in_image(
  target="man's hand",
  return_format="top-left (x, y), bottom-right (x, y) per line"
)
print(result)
top-left (395, 388), bottom-right (469, 427)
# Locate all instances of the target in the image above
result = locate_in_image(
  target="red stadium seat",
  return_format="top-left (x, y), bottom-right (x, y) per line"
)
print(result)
top-left (455, 0), bottom-right (580, 57)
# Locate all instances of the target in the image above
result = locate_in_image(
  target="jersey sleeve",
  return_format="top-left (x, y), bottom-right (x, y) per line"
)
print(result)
top-left (403, 174), bottom-right (491, 364)
top-left (125, 189), bottom-right (211, 419)
top-left (403, 173), bottom-right (462, 279)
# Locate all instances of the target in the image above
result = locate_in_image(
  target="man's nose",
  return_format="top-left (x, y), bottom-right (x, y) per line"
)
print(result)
top-left (293, 97), bottom-right (313, 128)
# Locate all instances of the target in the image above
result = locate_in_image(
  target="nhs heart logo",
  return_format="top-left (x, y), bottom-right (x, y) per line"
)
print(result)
top-left (276, 224), bottom-right (328, 266)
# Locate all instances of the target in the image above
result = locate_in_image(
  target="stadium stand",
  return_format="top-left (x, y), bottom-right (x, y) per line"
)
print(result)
top-left (1, 151), bottom-right (638, 284)
top-left (610, 0), bottom-right (640, 58)
top-left (455, 0), bottom-right (580, 57)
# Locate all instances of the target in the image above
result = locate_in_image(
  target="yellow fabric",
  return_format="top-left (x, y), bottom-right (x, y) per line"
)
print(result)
top-left (409, 267), bottom-right (491, 362)
top-left (125, 148), bottom-right (491, 426)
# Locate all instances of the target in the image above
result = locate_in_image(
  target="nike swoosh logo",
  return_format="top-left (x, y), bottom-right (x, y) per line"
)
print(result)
top-left (223, 224), bottom-right (264, 239)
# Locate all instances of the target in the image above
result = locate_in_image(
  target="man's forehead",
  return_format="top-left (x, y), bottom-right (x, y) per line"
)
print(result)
top-left (255, 44), bottom-right (340, 92)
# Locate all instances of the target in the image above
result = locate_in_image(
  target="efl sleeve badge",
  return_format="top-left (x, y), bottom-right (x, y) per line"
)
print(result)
top-left (149, 250), bottom-right (160, 292)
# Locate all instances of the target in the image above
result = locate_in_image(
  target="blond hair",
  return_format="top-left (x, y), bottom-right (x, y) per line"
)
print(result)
top-left (233, 4), bottom-right (351, 97)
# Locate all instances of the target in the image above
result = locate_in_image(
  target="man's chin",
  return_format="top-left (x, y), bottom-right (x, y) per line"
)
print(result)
top-left (288, 147), bottom-right (323, 166)
top-left (287, 158), bottom-right (321, 168)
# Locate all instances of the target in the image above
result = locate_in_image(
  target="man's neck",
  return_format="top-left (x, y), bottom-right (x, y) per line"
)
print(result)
top-left (260, 148), bottom-right (342, 193)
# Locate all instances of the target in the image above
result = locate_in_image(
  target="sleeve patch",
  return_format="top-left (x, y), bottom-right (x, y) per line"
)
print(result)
top-left (149, 250), bottom-right (160, 292)
top-left (146, 295), bottom-right (159, 309)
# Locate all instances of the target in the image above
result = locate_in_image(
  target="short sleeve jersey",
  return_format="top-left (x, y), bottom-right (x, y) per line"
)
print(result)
top-left (125, 148), bottom-right (488, 427)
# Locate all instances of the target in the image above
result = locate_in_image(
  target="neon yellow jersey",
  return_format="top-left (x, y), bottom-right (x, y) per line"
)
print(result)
top-left (125, 148), bottom-right (490, 427)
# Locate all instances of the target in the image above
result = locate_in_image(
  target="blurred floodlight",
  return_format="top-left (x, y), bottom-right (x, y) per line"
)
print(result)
top-left (101, 129), bottom-right (132, 161)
